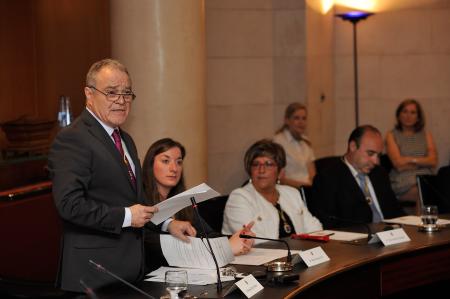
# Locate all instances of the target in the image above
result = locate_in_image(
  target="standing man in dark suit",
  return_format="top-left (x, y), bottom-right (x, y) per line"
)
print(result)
top-left (309, 125), bottom-right (404, 229)
top-left (49, 59), bottom-right (195, 293)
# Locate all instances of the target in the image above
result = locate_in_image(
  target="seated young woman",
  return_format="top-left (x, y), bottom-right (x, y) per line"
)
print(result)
top-left (142, 138), bottom-right (255, 271)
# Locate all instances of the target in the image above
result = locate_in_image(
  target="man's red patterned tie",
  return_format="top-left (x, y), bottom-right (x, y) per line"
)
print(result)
top-left (112, 129), bottom-right (136, 188)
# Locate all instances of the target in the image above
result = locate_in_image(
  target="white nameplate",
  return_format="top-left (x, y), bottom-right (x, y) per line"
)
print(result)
top-left (374, 228), bottom-right (410, 246)
top-left (235, 274), bottom-right (264, 298)
top-left (299, 246), bottom-right (330, 267)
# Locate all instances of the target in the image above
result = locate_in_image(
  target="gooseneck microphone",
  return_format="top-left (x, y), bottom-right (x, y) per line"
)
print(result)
top-left (190, 196), bottom-right (223, 293)
top-left (88, 260), bottom-right (155, 299)
top-left (239, 234), bottom-right (292, 263)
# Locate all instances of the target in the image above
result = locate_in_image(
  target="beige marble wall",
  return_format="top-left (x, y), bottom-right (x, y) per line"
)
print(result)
top-left (334, 4), bottom-right (450, 167)
top-left (206, 0), bottom-right (310, 194)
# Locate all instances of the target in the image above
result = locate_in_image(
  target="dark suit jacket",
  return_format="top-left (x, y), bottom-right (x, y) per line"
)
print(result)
top-left (309, 157), bottom-right (404, 229)
top-left (48, 109), bottom-right (146, 292)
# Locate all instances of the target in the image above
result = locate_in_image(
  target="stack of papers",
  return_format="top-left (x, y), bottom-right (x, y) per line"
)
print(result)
top-left (309, 230), bottom-right (368, 241)
top-left (384, 215), bottom-right (450, 227)
top-left (145, 267), bottom-right (235, 285)
top-left (151, 183), bottom-right (220, 225)
top-left (161, 235), bottom-right (234, 269)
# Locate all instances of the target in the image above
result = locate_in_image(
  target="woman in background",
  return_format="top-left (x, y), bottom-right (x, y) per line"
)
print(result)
top-left (386, 99), bottom-right (437, 214)
top-left (142, 138), bottom-right (254, 270)
top-left (222, 139), bottom-right (322, 243)
top-left (274, 102), bottom-right (316, 188)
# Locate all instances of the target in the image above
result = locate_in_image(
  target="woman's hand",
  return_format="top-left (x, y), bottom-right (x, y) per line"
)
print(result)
top-left (229, 221), bottom-right (255, 256)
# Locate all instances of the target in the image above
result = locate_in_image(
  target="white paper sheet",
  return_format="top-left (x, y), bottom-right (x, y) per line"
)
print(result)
top-left (384, 215), bottom-right (450, 227)
top-left (309, 230), bottom-right (368, 241)
top-left (230, 248), bottom-right (302, 266)
top-left (145, 266), bottom-right (235, 285)
top-left (160, 235), bottom-right (234, 269)
top-left (150, 183), bottom-right (220, 225)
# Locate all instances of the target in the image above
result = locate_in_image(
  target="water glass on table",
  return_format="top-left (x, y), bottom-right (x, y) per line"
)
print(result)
top-left (421, 205), bottom-right (439, 232)
top-left (161, 270), bottom-right (188, 299)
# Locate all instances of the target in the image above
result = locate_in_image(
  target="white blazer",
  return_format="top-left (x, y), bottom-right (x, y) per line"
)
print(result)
top-left (222, 183), bottom-right (322, 243)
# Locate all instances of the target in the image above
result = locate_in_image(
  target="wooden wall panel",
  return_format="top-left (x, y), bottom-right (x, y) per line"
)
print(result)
top-left (0, 0), bottom-right (37, 123)
top-left (33, 0), bottom-right (111, 120)
top-left (0, 0), bottom-right (110, 159)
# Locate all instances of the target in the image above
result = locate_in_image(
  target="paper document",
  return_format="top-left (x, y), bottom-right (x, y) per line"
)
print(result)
top-left (160, 235), bottom-right (234, 269)
top-left (309, 230), bottom-right (368, 242)
top-left (151, 183), bottom-right (220, 225)
top-left (231, 248), bottom-right (301, 265)
top-left (145, 266), bottom-right (235, 285)
top-left (384, 215), bottom-right (450, 227)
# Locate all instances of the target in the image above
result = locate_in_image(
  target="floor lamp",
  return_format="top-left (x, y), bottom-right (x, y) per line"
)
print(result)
top-left (336, 11), bottom-right (374, 127)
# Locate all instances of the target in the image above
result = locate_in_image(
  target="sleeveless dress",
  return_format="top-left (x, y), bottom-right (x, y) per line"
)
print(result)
top-left (389, 128), bottom-right (433, 196)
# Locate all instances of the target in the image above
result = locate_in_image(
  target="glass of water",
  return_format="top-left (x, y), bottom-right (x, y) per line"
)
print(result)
top-left (164, 270), bottom-right (188, 299)
top-left (421, 205), bottom-right (439, 232)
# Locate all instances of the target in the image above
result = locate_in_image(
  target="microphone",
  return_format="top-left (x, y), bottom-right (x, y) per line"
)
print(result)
top-left (79, 279), bottom-right (100, 299)
top-left (88, 260), bottom-right (155, 299)
top-left (326, 215), bottom-right (374, 243)
top-left (239, 234), bottom-right (292, 263)
top-left (190, 196), bottom-right (223, 293)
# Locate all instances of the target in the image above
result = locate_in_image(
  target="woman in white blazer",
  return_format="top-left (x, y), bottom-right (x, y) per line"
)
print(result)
top-left (222, 139), bottom-right (322, 243)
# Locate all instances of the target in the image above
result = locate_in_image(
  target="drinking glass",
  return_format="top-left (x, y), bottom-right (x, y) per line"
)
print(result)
top-left (421, 205), bottom-right (439, 231)
top-left (164, 270), bottom-right (188, 299)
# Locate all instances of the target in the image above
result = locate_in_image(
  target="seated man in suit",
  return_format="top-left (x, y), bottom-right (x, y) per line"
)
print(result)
top-left (309, 125), bottom-right (404, 229)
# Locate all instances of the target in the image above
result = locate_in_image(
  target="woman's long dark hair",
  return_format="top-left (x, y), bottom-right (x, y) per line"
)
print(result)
top-left (142, 138), bottom-right (193, 222)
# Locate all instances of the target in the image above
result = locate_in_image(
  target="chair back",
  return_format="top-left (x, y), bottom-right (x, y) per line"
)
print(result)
top-left (379, 154), bottom-right (393, 174)
top-left (417, 174), bottom-right (450, 213)
top-left (197, 195), bottom-right (229, 233)
top-left (314, 156), bottom-right (340, 174)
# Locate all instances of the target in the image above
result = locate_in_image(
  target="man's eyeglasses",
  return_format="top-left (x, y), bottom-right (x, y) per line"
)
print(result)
top-left (88, 86), bottom-right (136, 103)
top-left (251, 161), bottom-right (277, 169)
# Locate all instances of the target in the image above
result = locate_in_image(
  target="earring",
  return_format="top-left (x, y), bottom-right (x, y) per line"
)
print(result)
top-left (277, 178), bottom-right (280, 184)
top-left (249, 178), bottom-right (252, 184)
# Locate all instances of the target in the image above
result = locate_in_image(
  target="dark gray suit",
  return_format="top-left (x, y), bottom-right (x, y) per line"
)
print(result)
top-left (49, 109), bottom-right (145, 292)
top-left (309, 157), bottom-right (404, 229)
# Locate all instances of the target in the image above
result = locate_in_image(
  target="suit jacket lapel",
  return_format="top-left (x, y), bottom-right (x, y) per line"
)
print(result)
top-left (339, 159), bottom-right (367, 204)
top-left (81, 110), bottom-right (138, 193)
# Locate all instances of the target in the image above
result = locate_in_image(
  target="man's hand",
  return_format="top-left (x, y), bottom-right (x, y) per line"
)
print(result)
top-left (168, 220), bottom-right (197, 242)
top-left (130, 204), bottom-right (158, 228)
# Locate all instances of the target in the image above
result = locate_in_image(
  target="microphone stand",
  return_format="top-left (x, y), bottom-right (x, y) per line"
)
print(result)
top-left (88, 260), bottom-right (154, 299)
top-left (239, 234), bottom-right (292, 263)
top-left (190, 196), bottom-right (223, 293)
top-left (79, 279), bottom-right (100, 299)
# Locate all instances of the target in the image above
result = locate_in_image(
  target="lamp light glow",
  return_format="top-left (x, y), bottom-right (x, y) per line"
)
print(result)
top-left (336, 11), bottom-right (374, 23)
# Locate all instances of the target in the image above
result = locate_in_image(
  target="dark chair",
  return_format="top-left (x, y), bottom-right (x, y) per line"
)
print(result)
top-left (197, 195), bottom-right (229, 233)
top-left (300, 185), bottom-right (313, 207)
top-left (417, 173), bottom-right (450, 213)
top-left (314, 156), bottom-right (340, 174)
top-left (379, 154), bottom-right (393, 174)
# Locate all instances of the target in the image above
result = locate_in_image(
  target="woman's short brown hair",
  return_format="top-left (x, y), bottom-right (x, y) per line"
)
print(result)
top-left (244, 139), bottom-right (286, 176)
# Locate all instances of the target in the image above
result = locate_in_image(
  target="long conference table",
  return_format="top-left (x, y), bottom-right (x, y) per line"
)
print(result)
top-left (96, 222), bottom-right (450, 299)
